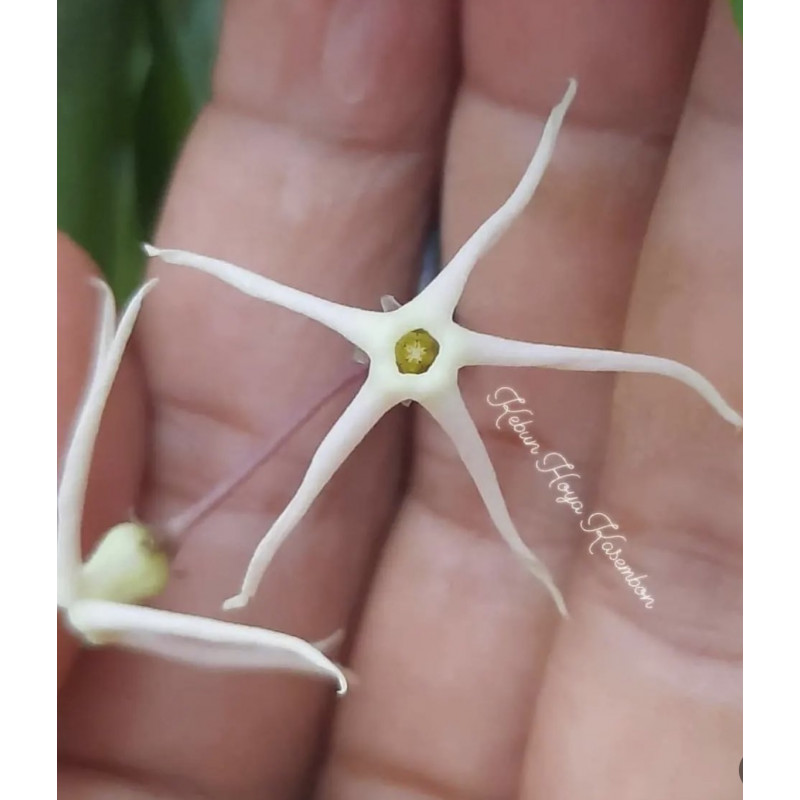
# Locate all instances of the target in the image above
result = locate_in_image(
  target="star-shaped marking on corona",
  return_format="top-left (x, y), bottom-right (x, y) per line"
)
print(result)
top-left (405, 342), bottom-right (426, 365)
top-left (58, 278), bottom-right (347, 693)
top-left (146, 79), bottom-right (742, 617)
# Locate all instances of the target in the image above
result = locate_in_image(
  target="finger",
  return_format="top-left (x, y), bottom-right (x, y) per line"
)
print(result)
top-left (57, 233), bottom-right (146, 685)
top-left (520, 3), bottom-right (742, 797)
top-left (58, 2), bottom-right (455, 797)
top-left (320, 1), bottom-right (713, 796)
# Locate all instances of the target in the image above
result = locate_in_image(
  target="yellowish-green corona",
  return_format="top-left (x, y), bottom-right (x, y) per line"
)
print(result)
top-left (394, 328), bottom-right (439, 374)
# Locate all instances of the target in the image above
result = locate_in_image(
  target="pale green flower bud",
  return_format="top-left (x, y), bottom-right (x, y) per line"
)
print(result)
top-left (79, 522), bottom-right (169, 605)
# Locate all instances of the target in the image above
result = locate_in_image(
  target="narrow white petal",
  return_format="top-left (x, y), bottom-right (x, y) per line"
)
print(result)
top-left (352, 347), bottom-right (369, 365)
top-left (90, 278), bottom-right (117, 365)
top-left (380, 295), bottom-right (402, 312)
top-left (66, 599), bottom-right (348, 693)
top-left (57, 278), bottom-right (117, 603)
top-left (224, 376), bottom-right (393, 611)
top-left (57, 279), bottom-right (158, 607)
top-left (313, 628), bottom-right (345, 653)
top-left (461, 328), bottom-right (743, 428)
top-left (419, 79), bottom-right (577, 317)
top-left (422, 387), bottom-right (568, 616)
top-left (144, 245), bottom-right (378, 351)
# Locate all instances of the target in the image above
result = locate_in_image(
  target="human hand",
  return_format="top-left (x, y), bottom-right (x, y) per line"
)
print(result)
top-left (58, 1), bottom-right (742, 797)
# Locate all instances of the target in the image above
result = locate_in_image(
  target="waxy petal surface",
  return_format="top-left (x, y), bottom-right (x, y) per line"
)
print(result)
top-left (460, 328), bottom-right (742, 428)
top-left (66, 599), bottom-right (347, 693)
top-left (224, 374), bottom-right (395, 610)
top-left (422, 386), bottom-right (568, 615)
top-left (144, 245), bottom-right (379, 351)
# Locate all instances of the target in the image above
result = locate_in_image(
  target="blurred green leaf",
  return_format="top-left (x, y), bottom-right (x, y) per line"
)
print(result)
top-left (730, 0), bottom-right (742, 35)
top-left (58, 0), bottom-right (149, 298)
top-left (135, 1), bottom-right (221, 239)
top-left (58, 0), bottom-right (221, 301)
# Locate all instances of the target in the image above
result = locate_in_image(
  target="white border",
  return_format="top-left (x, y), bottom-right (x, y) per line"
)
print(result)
top-left (0, 1), bottom-right (790, 796)
top-left (0, 3), bottom-right (54, 796)
top-left (745, 1), bottom-right (800, 796)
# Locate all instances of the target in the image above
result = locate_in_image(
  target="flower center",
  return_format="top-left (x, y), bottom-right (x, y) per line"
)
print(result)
top-left (394, 329), bottom-right (439, 374)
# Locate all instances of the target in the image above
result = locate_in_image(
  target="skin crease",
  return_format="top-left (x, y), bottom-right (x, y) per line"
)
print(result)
top-left (57, 1), bottom-right (741, 799)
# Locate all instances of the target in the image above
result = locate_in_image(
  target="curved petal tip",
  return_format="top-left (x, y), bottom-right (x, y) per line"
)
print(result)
top-left (222, 593), bottom-right (249, 612)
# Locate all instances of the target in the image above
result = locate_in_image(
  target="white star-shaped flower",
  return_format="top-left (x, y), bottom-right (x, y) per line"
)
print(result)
top-left (145, 79), bottom-right (741, 618)
top-left (58, 278), bottom-right (348, 693)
